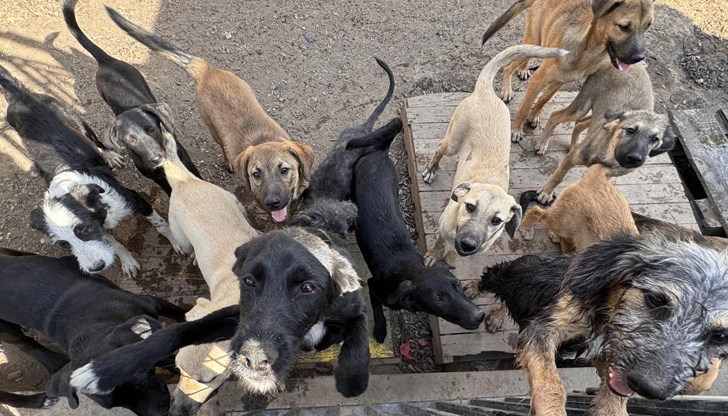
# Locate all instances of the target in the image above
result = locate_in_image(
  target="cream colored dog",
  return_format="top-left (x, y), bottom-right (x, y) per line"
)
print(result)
top-left (422, 44), bottom-right (568, 264)
top-left (157, 128), bottom-right (258, 412)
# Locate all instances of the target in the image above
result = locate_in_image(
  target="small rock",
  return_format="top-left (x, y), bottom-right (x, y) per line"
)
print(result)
top-left (224, 31), bottom-right (232, 40)
top-left (303, 32), bottom-right (316, 43)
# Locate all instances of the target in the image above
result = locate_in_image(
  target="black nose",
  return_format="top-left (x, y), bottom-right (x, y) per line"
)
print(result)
top-left (265, 197), bottom-right (283, 210)
top-left (626, 53), bottom-right (645, 64)
top-left (244, 356), bottom-right (271, 373)
top-left (88, 260), bottom-right (106, 272)
top-left (471, 310), bottom-right (486, 327)
top-left (627, 372), bottom-right (670, 400)
top-left (625, 153), bottom-right (644, 165)
top-left (458, 237), bottom-right (478, 253)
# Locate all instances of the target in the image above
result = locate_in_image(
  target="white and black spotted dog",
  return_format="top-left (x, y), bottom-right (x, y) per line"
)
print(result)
top-left (0, 64), bottom-right (182, 277)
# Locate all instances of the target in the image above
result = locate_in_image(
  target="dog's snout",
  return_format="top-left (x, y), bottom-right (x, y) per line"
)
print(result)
top-left (469, 310), bottom-right (486, 329)
top-left (626, 372), bottom-right (671, 400)
top-left (625, 152), bottom-right (644, 165)
top-left (244, 356), bottom-right (271, 372)
top-left (626, 52), bottom-right (645, 64)
top-left (87, 260), bottom-right (106, 272)
top-left (240, 340), bottom-right (277, 373)
top-left (264, 196), bottom-right (283, 210)
top-left (457, 237), bottom-right (479, 254)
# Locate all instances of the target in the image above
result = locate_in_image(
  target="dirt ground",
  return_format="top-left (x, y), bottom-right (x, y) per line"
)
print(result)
top-left (0, 0), bottom-right (727, 413)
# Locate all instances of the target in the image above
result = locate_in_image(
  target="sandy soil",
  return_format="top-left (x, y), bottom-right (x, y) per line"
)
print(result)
top-left (0, 0), bottom-right (726, 412)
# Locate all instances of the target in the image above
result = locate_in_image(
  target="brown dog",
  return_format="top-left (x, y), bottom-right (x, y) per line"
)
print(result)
top-left (519, 164), bottom-right (637, 253)
top-left (421, 44), bottom-right (569, 264)
top-left (481, 0), bottom-right (655, 143)
top-left (108, 7), bottom-right (313, 223)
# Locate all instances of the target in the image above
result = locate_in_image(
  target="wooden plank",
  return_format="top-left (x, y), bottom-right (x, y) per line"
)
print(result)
top-left (438, 331), bottom-right (519, 362)
top-left (670, 108), bottom-right (728, 230)
top-left (693, 198), bottom-right (724, 232)
top-left (402, 102), bottom-right (428, 254)
top-left (406, 91), bottom-right (576, 109)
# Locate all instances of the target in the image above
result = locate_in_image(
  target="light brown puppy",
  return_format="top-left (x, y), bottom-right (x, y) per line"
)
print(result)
top-left (519, 164), bottom-right (638, 253)
top-left (421, 45), bottom-right (568, 264)
top-left (535, 61), bottom-right (653, 155)
top-left (107, 7), bottom-right (313, 223)
top-left (481, 0), bottom-right (655, 143)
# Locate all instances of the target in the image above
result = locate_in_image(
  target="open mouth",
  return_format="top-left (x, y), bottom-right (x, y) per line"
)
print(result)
top-left (271, 206), bottom-right (288, 223)
top-left (607, 44), bottom-right (631, 72)
top-left (607, 365), bottom-right (635, 397)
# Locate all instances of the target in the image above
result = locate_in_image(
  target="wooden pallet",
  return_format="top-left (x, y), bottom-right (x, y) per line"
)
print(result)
top-left (402, 91), bottom-right (699, 364)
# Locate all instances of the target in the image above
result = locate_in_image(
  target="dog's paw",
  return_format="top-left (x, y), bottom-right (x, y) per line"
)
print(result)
top-left (42, 397), bottom-right (58, 409)
top-left (422, 168), bottom-right (437, 184)
top-left (170, 241), bottom-right (187, 255)
top-left (511, 129), bottom-right (524, 143)
top-left (120, 256), bottom-right (141, 279)
top-left (535, 139), bottom-right (549, 155)
top-left (102, 150), bottom-right (126, 169)
top-left (520, 227), bottom-right (535, 241)
top-left (548, 231), bottom-right (561, 244)
top-left (190, 252), bottom-right (198, 267)
top-left (463, 280), bottom-right (481, 300)
top-left (484, 313), bottom-right (505, 333)
top-left (536, 189), bottom-right (555, 205)
top-left (131, 317), bottom-right (153, 339)
top-left (373, 325), bottom-right (388, 344)
top-left (527, 114), bottom-right (541, 128)
top-left (335, 366), bottom-right (369, 398)
top-left (517, 69), bottom-right (532, 81)
top-left (423, 252), bottom-right (438, 267)
top-left (500, 89), bottom-right (514, 103)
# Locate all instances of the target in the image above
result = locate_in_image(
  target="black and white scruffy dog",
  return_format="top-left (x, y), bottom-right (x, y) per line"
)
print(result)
top-left (0, 64), bottom-right (182, 277)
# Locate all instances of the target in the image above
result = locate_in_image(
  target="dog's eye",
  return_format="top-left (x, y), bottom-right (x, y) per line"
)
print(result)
top-left (280, 166), bottom-right (290, 175)
top-left (144, 126), bottom-right (156, 134)
top-left (643, 292), bottom-right (670, 310)
top-left (491, 217), bottom-right (503, 226)
top-left (301, 283), bottom-right (315, 293)
top-left (243, 276), bottom-right (256, 287)
top-left (650, 135), bottom-right (660, 143)
top-left (710, 330), bottom-right (728, 345)
top-left (465, 203), bottom-right (476, 213)
top-left (624, 127), bottom-right (636, 135)
top-left (617, 23), bottom-right (630, 32)
top-left (251, 170), bottom-right (261, 179)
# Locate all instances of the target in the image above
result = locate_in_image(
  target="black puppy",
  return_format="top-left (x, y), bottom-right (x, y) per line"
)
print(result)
top-left (71, 228), bottom-right (371, 399)
top-left (292, 58), bottom-right (402, 238)
top-left (0, 64), bottom-right (182, 277)
top-left (63, 0), bottom-right (201, 195)
top-left (0, 247), bottom-right (186, 414)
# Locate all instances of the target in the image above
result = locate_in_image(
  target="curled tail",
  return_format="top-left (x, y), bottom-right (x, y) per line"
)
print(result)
top-left (0, 64), bottom-right (24, 97)
top-left (481, 0), bottom-right (536, 45)
top-left (475, 44), bottom-right (568, 97)
top-left (361, 58), bottom-right (396, 132)
top-left (106, 6), bottom-right (193, 68)
top-left (62, 0), bottom-right (113, 64)
top-left (519, 188), bottom-right (555, 214)
top-left (346, 118), bottom-right (402, 150)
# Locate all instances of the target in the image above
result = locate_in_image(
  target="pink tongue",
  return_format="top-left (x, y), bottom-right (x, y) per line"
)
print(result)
top-left (608, 366), bottom-right (634, 397)
top-left (271, 206), bottom-right (288, 223)
top-left (616, 58), bottom-right (630, 72)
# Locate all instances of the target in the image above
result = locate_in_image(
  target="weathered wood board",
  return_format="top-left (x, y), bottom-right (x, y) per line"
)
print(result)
top-left (404, 92), bottom-right (700, 364)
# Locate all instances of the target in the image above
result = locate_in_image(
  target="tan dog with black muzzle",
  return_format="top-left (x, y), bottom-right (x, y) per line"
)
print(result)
top-left (422, 44), bottom-right (569, 264)
top-left (108, 7), bottom-right (314, 223)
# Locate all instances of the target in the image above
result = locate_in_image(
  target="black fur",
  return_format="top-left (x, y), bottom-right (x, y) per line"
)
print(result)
top-left (0, 248), bottom-right (186, 414)
top-left (63, 0), bottom-right (200, 194)
top-left (352, 138), bottom-right (485, 342)
top-left (71, 230), bottom-right (370, 398)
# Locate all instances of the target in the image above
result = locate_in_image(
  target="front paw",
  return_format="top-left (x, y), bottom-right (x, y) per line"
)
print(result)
top-left (335, 366), bottom-right (369, 398)
top-left (511, 129), bottom-right (524, 143)
top-left (517, 69), bottom-right (532, 80)
top-left (535, 138), bottom-right (549, 155)
top-left (373, 324), bottom-right (388, 343)
top-left (527, 114), bottom-right (540, 128)
top-left (484, 313), bottom-right (505, 333)
top-left (520, 226), bottom-right (535, 241)
top-left (536, 188), bottom-right (555, 205)
top-left (120, 257), bottom-right (140, 279)
top-left (463, 280), bottom-right (480, 300)
top-left (500, 88), bottom-right (514, 103)
top-left (548, 231), bottom-right (561, 244)
top-left (102, 150), bottom-right (126, 169)
top-left (422, 167), bottom-right (437, 184)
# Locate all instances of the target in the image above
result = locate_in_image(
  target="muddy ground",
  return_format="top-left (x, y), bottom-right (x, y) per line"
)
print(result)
top-left (0, 0), bottom-right (726, 412)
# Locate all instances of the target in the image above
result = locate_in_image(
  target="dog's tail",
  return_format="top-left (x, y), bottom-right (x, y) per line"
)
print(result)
top-left (481, 0), bottom-right (536, 45)
top-left (518, 190), bottom-right (539, 214)
top-left (474, 45), bottom-right (568, 97)
top-left (0, 64), bottom-right (24, 97)
top-left (106, 6), bottom-right (195, 70)
top-left (346, 118), bottom-right (402, 150)
top-left (159, 126), bottom-right (195, 186)
top-left (62, 0), bottom-right (114, 64)
top-left (361, 58), bottom-right (396, 132)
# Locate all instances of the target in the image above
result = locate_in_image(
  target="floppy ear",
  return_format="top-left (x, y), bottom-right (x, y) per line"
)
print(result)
top-left (592, 0), bottom-right (625, 17)
top-left (286, 141), bottom-right (315, 195)
top-left (103, 120), bottom-right (122, 151)
top-left (450, 181), bottom-right (472, 202)
top-left (329, 248), bottom-right (361, 294)
top-left (650, 124), bottom-right (677, 157)
top-left (46, 364), bottom-right (79, 409)
top-left (233, 148), bottom-right (253, 192)
top-left (29, 208), bottom-right (49, 235)
top-left (141, 103), bottom-right (176, 137)
top-left (389, 280), bottom-right (415, 309)
top-left (505, 202), bottom-right (522, 239)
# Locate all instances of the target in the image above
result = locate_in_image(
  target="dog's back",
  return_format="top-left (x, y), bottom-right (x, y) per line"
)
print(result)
top-left (586, 62), bottom-right (653, 132)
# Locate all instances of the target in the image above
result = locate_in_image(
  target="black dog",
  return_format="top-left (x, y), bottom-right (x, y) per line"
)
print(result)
top-left (292, 57), bottom-right (402, 238)
top-left (0, 247), bottom-right (186, 414)
top-left (352, 136), bottom-right (485, 342)
top-left (71, 228), bottom-right (371, 399)
top-left (63, 0), bottom-right (201, 195)
top-left (0, 64), bottom-right (182, 277)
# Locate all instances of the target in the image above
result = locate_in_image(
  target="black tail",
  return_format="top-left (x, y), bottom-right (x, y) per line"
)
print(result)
top-left (105, 6), bottom-right (193, 68)
top-left (346, 118), bottom-right (402, 150)
top-left (0, 64), bottom-right (23, 97)
top-left (361, 58), bottom-right (396, 132)
top-left (518, 190), bottom-right (539, 214)
top-left (481, 0), bottom-right (534, 45)
top-left (62, 0), bottom-right (113, 64)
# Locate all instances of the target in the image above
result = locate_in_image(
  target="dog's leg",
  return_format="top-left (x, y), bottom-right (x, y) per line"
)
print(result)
top-left (0, 391), bottom-right (56, 409)
top-left (120, 186), bottom-right (186, 254)
top-left (526, 81), bottom-right (563, 130)
top-left (684, 357), bottom-right (722, 395)
top-left (367, 279), bottom-right (389, 343)
top-left (0, 320), bottom-right (68, 373)
top-left (424, 234), bottom-right (448, 266)
top-left (500, 57), bottom-right (530, 103)
top-left (570, 117), bottom-right (590, 150)
top-left (537, 151), bottom-right (580, 204)
top-left (335, 310), bottom-right (370, 397)
top-left (535, 105), bottom-right (588, 155)
top-left (511, 67), bottom-right (551, 143)
top-left (484, 302), bottom-right (509, 333)
top-left (422, 113), bottom-right (466, 184)
top-left (518, 206), bottom-right (546, 241)
top-left (518, 335), bottom-right (567, 416)
top-left (168, 210), bottom-right (194, 257)
top-left (145, 210), bottom-right (186, 254)
top-left (106, 234), bottom-right (141, 278)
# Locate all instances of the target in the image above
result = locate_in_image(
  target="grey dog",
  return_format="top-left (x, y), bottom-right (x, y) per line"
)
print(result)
top-left (477, 233), bottom-right (728, 416)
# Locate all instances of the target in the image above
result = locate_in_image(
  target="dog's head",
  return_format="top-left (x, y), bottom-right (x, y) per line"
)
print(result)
top-left (31, 178), bottom-right (118, 274)
top-left (592, 0), bottom-right (654, 71)
top-left (228, 229), bottom-right (360, 394)
top-left (393, 260), bottom-right (485, 330)
top-left (233, 141), bottom-right (314, 223)
top-left (449, 182), bottom-right (521, 256)
top-left (290, 198), bottom-right (358, 239)
top-left (106, 103), bottom-right (175, 165)
top-left (602, 110), bottom-right (675, 169)
top-left (568, 234), bottom-right (728, 400)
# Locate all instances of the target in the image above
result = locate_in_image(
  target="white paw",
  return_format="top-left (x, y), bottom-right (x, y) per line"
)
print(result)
top-left (422, 168), bottom-right (436, 184)
top-left (43, 397), bottom-right (58, 409)
top-left (423, 252), bottom-right (437, 267)
top-left (527, 115), bottom-right (540, 128)
top-left (70, 364), bottom-right (108, 395)
top-left (120, 256), bottom-right (140, 279)
top-left (131, 318), bottom-right (153, 339)
top-left (517, 69), bottom-right (531, 80)
top-left (102, 150), bottom-right (126, 169)
top-left (171, 241), bottom-right (187, 255)
top-left (520, 227), bottom-right (535, 241)
top-left (536, 189), bottom-right (555, 205)
top-left (511, 129), bottom-right (524, 143)
top-left (535, 139), bottom-right (549, 155)
top-left (548, 231), bottom-right (561, 244)
top-left (500, 89), bottom-right (514, 103)
top-left (190, 252), bottom-right (198, 267)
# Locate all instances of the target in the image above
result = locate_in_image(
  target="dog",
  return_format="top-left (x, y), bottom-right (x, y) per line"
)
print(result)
top-left (0, 247), bottom-right (186, 415)
top-left (70, 225), bottom-right (371, 400)
top-left (536, 109), bottom-right (675, 204)
top-left (62, 0), bottom-right (202, 195)
top-left (518, 164), bottom-right (638, 252)
top-left (477, 234), bottom-right (728, 416)
top-left (107, 7), bottom-right (314, 223)
top-left (481, 0), bottom-right (655, 143)
top-left (0, 65), bottom-right (182, 277)
top-left (421, 45), bottom-right (569, 264)
top-left (292, 57), bottom-right (402, 238)
top-left (353, 133), bottom-right (484, 342)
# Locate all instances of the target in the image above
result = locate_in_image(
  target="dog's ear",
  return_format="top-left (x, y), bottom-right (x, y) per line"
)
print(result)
top-left (592, 0), bottom-right (625, 18)
top-left (391, 280), bottom-right (416, 310)
top-left (450, 181), bottom-right (472, 202)
top-left (330, 249), bottom-right (361, 294)
top-left (286, 141), bottom-right (315, 198)
top-left (46, 364), bottom-right (79, 409)
top-left (649, 124), bottom-right (677, 157)
top-left (141, 103), bottom-right (176, 137)
top-left (104, 120), bottom-right (122, 150)
top-left (29, 208), bottom-right (49, 235)
top-left (233, 148), bottom-right (253, 192)
top-left (505, 202), bottom-right (522, 239)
